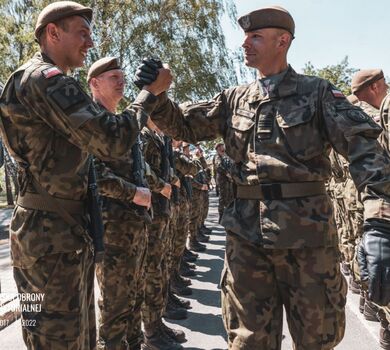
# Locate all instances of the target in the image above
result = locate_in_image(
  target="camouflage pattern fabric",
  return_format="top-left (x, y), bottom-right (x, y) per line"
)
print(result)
top-left (150, 65), bottom-right (390, 249)
top-left (214, 153), bottom-right (234, 218)
top-left (96, 219), bottom-right (147, 349)
top-left (15, 248), bottom-right (95, 350)
top-left (0, 52), bottom-right (158, 349)
top-left (380, 94), bottom-right (390, 153)
top-left (141, 127), bottom-right (170, 325)
top-left (141, 216), bottom-right (169, 324)
top-left (150, 65), bottom-right (390, 348)
top-left (170, 149), bottom-right (197, 270)
top-left (221, 232), bottom-right (347, 350)
top-left (189, 184), bottom-right (204, 241)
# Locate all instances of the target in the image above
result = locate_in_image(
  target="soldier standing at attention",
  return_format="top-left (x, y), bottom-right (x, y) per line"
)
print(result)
top-left (0, 1), bottom-right (172, 349)
top-left (214, 143), bottom-right (234, 223)
top-left (87, 57), bottom-right (152, 350)
top-left (135, 5), bottom-right (390, 350)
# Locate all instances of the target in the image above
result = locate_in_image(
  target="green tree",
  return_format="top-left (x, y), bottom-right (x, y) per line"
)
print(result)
top-left (303, 56), bottom-right (357, 96)
top-left (0, 0), bottom-right (240, 103)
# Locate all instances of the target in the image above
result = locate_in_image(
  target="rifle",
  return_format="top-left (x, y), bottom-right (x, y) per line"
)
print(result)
top-left (87, 158), bottom-right (104, 263)
top-left (131, 135), bottom-right (152, 224)
top-left (167, 137), bottom-right (179, 204)
top-left (159, 135), bottom-right (171, 216)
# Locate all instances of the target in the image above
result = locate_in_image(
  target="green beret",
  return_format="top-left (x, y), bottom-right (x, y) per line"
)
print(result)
top-left (87, 57), bottom-right (121, 82)
top-left (351, 69), bottom-right (384, 94)
top-left (35, 1), bottom-right (93, 40)
top-left (238, 5), bottom-right (295, 37)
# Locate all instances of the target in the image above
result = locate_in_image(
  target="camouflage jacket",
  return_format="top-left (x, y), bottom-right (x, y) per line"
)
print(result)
top-left (174, 149), bottom-right (198, 201)
top-left (0, 52), bottom-right (158, 268)
top-left (214, 153), bottom-right (233, 184)
top-left (380, 94), bottom-right (390, 153)
top-left (150, 65), bottom-right (390, 249)
top-left (93, 103), bottom-right (156, 223)
top-left (141, 127), bottom-right (168, 216)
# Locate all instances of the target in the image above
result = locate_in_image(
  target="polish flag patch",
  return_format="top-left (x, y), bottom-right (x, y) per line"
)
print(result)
top-left (331, 89), bottom-right (345, 99)
top-left (42, 67), bottom-right (62, 79)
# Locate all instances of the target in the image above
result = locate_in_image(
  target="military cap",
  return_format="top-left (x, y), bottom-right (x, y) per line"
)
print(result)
top-left (351, 69), bottom-right (384, 94)
top-left (238, 5), bottom-right (295, 36)
top-left (35, 1), bottom-right (93, 40)
top-left (215, 142), bottom-right (224, 150)
top-left (87, 57), bottom-right (121, 82)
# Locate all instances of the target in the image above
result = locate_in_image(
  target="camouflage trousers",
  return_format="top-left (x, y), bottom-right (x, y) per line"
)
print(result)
top-left (142, 215), bottom-right (169, 325)
top-left (218, 181), bottom-right (234, 219)
top-left (166, 203), bottom-right (180, 273)
top-left (14, 248), bottom-right (96, 350)
top-left (189, 188), bottom-right (203, 240)
top-left (171, 198), bottom-right (190, 271)
top-left (96, 219), bottom-right (147, 350)
top-left (200, 189), bottom-right (209, 224)
top-left (221, 232), bottom-right (347, 350)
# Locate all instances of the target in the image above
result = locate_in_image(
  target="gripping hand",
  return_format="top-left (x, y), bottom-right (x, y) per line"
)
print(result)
top-left (134, 57), bottom-right (163, 89)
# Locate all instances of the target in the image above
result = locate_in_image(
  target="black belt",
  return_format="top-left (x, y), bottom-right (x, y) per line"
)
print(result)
top-left (236, 182), bottom-right (326, 200)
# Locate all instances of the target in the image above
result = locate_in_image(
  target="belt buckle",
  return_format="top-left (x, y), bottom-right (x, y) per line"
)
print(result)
top-left (261, 183), bottom-right (282, 200)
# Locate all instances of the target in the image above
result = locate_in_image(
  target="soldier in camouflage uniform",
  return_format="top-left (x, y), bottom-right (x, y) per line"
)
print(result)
top-left (188, 153), bottom-right (209, 252)
top-left (349, 69), bottom-right (390, 349)
top-left (134, 6), bottom-right (390, 349)
top-left (140, 120), bottom-right (184, 350)
top-left (0, 2), bottom-right (172, 349)
top-left (86, 57), bottom-right (152, 350)
top-left (169, 140), bottom-right (199, 298)
top-left (214, 143), bottom-right (234, 223)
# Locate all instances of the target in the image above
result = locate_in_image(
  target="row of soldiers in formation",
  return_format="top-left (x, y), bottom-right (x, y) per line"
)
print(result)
top-left (89, 57), bottom-right (217, 350)
top-left (323, 68), bottom-right (390, 349)
top-left (5, 2), bottom-right (390, 349)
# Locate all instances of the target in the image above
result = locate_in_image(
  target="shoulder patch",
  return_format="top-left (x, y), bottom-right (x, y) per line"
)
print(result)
top-left (49, 82), bottom-right (87, 111)
top-left (331, 89), bottom-right (345, 99)
top-left (42, 67), bottom-right (62, 79)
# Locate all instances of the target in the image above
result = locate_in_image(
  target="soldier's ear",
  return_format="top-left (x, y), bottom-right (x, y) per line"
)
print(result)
top-left (46, 23), bottom-right (61, 42)
top-left (90, 77), bottom-right (99, 90)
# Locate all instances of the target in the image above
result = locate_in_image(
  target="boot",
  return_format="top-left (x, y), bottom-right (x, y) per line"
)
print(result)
top-left (179, 262), bottom-right (196, 277)
top-left (349, 277), bottom-right (360, 294)
top-left (359, 291), bottom-right (365, 314)
top-left (197, 230), bottom-right (209, 243)
top-left (200, 224), bottom-right (212, 235)
top-left (181, 260), bottom-right (196, 270)
top-left (163, 299), bottom-right (188, 320)
top-left (380, 324), bottom-right (390, 350)
top-left (364, 299), bottom-right (379, 322)
top-left (169, 289), bottom-right (191, 309)
top-left (188, 239), bottom-right (206, 252)
top-left (379, 309), bottom-right (390, 349)
top-left (143, 321), bottom-right (183, 350)
top-left (173, 270), bottom-right (191, 286)
top-left (171, 277), bottom-right (192, 296)
top-left (341, 262), bottom-right (350, 276)
top-left (184, 247), bottom-right (198, 260)
top-left (182, 253), bottom-right (197, 263)
top-left (158, 320), bottom-right (186, 344)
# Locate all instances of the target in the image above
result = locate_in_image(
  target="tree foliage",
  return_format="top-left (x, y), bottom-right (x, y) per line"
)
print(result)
top-left (303, 56), bottom-right (357, 96)
top-left (0, 0), bottom-right (239, 103)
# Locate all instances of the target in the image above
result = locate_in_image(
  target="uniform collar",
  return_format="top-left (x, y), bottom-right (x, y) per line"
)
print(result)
top-left (245, 65), bottom-right (299, 103)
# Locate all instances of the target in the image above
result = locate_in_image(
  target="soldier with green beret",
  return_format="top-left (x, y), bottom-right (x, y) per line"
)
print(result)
top-left (0, 1), bottom-right (172, 349)
top-left (134, 4), bottom-right (390, 350)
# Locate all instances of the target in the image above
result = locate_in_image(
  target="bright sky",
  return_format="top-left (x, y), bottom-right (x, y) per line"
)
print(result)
top-left (222, 0), bottom-right (390, 75)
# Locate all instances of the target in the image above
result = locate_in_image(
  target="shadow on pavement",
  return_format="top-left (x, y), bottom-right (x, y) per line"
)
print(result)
top-left (178, 311), bottom-right (227, 338)
top-left (185, 289), bottom-right (222, 308)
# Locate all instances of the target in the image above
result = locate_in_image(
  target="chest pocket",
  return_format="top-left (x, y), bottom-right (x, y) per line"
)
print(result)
top-left (276, 102), bottom-right (323, 160)
top-left (226, 109), bottom-right (255, 162)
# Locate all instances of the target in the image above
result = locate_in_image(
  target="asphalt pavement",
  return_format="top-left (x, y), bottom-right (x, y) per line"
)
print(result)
top-left (0, 195), bottom-right (383, 349)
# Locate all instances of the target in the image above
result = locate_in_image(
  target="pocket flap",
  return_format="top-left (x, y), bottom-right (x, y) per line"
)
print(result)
top-left (276, 102), bottom-right (315, 128)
